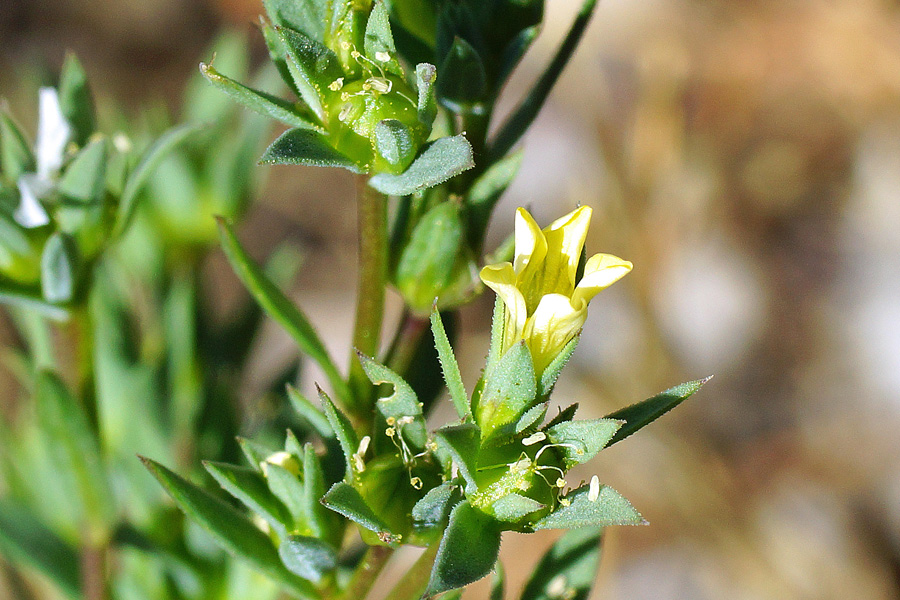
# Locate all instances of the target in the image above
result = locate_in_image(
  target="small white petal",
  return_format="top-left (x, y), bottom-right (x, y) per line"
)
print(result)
top-left (14, 174), bottom-right (51, 228)
top-left (35, 87), bottom-right (71, 179)
top-left (588, 475), bottom-right (600, 501)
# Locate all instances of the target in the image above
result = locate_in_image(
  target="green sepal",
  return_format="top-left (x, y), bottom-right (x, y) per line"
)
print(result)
top-left (114, 122), bottom-right (201, 237)
top-left (368, 134), bottom-right (474, 196)
top-left (199, 62), bottom-right (321, 131)
top-left (425, 500), bottom-right (501, 596)
top-left (40, 232), bottom-right (79, 304)
top-left (278, 26), bottom-right (343, 123)
top-left (474, 341), bottom-right (537, 443)
top-left (264, 462), bottom-right (306, 531)
top-left (537, 333), bottom-right (579, 399)
top-left (217, 217), bottom-right (350, 402)
top-left (140, 457), bottom-right (317, 599)
top-left (430, 307), bottom-right (470, 420)
top-left (489, 492), bottom-right (544, 523)
top-left (532, 483), bottom-right (643, 530)
top-left (604, 377), bottom-right (711, 447)
top-left (57, 53), bottom-right (96, 147)
top-left (259, 127), bottom-right (361, 172)
top-left (320, 482), bottom-right (400, 545)
top-left (435, 423), bottom-right (480, 494)
top-left (544, 418), bottom-right (623, 468)
top-left (514, 401), bottom-right (547, 435)
top-left (0, 109), bottom-right (35, 180)
top-left (279, 535), bottom-right (337, 583)
top-left (317, 387), bottom-right (359, 479)
top-left (57, 137), bottom-right (107, 203)
top-left (411, 482), bottom-right (457, 537)
top-left (415, 63), bottom-right (438, 127)
top-left (357, 351), bottom-right (427, 450)
top-left (374, 119), bottom-right (416, 168)
top-left (0, 499), bottom-right (81, 600)
top-left (263, 0), bottom-right (327, 42)
top-left (521, 527), bottom-right (603, 600)
top-left (364, 0), bottom-right (403, 76)
top-left (203, 461), bottom-right (292, 538)
top-left (287, 384), bottom-right (334, 439)
top-left (438, 36), bottom-right (487, 110)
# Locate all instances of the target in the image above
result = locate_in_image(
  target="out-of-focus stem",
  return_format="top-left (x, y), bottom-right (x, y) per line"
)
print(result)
top-left (80, 544), bottom-right (107, 600)
top-left (348, 175), bottom-right (388, 414)
top-left (384, 542), bottom-right (439, 600)
top-left (338, 545), bottom-right (393, 600)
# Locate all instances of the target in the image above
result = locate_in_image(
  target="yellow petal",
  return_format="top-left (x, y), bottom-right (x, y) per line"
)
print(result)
top-left (535, 205), bottom-right (592, 300)
top-left (480, 262), bottom-right (527, 350)
top-left (523, 293), bottom-right (587, 374)
top-left (570, 253), bottom-right (632, 308)
top-left (513, 207), bottom-right (547, 277)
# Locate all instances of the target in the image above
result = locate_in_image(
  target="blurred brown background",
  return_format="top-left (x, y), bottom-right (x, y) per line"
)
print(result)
top-left (4, 0), bottom-right (900, 598)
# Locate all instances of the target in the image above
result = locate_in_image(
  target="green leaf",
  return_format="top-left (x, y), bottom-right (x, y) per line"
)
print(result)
top-left (259, 127), bottom-right (361, 172)
top-left (0, 109), bottom-right (35, 179)
top-left (320, 482), bottom-right (399, 544)
top-left (57, 137), bottom-right (107, 203)
top-left (199, 62), bottom-right (321, 130)
top-left (604, 377), bottom-right (711, 447)
top-left (40, 232), bottom-right (78, 304)
top-left (532, 484), bottom-right (643, 530)
top-left (411, 482), bottom-right (456, 534)
top-left (317, 387), bottom-right (359, 478)
top-left (264, 0), bottom-right (327, 42)
top-left (430, 308), bottom-right (470, 420)
top-left (278, 26), bottom-right (343, 122)
top-left (217, 218), bottom-right (350, 402)
top-left (0, 289), bottom-right (69, 320)
top-left (114, 122), bottom-right (202, 237)
top-left (435, 423), bottom-right (480, 494)
top-left (0, 499), bottom-right (81, 599)
top-left (487, 0), bottom-right (600, 163)
top-left (490, 561), bottom-right (505, 600)
top-left (204, 461), bottom-right (292, 537)
top-left (35, 370), bottom-right (112, 532)
top-left (544, 403), bottom-right (578, 430)
top-left (474, 341), bottom-right (537, 443)
top-left (368, 134), bottom-right (474, 196)
top-left (279, 535), bottom-right (337, 582)
top-left (374, 119), bottom-right (416, 168)
top-left (286, 384), bottom-right (333, 438)
top-left (514, 402), bottom-right (547, 434)
top-left (425, 500), bottom-right (501, 596)
top-left (141, 457), bottom-right (317, 599)
top-left (490, 493), bottom-right (544, 523)
top-left (438, 37), bottom-right (487, 109)
top-left (364, 0), bottom-right (403, 76)
top-left (238, 436), bottom-right (276, 472)
top-left (357, 352), bottom-right (427, 450)
top-left (467, 150), bottom-right (523, 245)
top-left (415, 63), bottom-right (438, 127)
top-left (544, 419), bottom-right (623, 468)
top-left (57, 53), bottom-right (96, 146)
top-left (302, 443), bottom-right (340, 546)
top-left (496, 25), bottom-right (540, 90)
top-left (520, 527), bottom-right (603, 600)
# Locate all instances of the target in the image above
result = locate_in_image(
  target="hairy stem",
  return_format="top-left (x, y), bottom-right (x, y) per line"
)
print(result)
top-left (339, 545), bottom-right (393, 600)
top-left (348, 176), bottom-right (389, 413)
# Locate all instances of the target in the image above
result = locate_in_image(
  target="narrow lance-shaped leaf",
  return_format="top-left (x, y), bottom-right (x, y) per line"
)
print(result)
top-left (532, 483), bottom-right (644, 530)
top-left (430, 308), bottom-right (470, 420)
top-left (364, 0), bottom-right (403, 76)
top-left (435, 423), bottom-right (479, 494)
top-left (57, 52), bottom-right (95, 146)
top-left (317, 387), bottom-right (358, 479)
top-left (604, 377), bottom-right (712, 447)
top-left (114, 122), bottom-right (202, 237)
top-left (0, 109), bottom-right (35, 179)
top-left (320, 482), bottom-right (399, 544)
top-left (40, 233), bottom-right (78, 304)
top-left (199, 63), bottom-right (321, 131)
top-left (203, 461), bottom-right (292, 538)
top-left (259, 127), bottom-right (361, 172)
top-left (279, 535), bottom-right (337, 583)
top-left (140, 457), bottom-right (317, 599)
top-left (217, 218), bottom-right (350, 402)
top-left (520, 527), bottom-right (603, 600)
top-left (487, 0), bottom-right (600, 163)
top-left (57, 137), bottom-right (107, 203)
top-left (286, 384), bottom-right (334, 438)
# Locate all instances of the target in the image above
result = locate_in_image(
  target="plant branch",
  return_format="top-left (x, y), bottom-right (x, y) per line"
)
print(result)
top-left (384, 542), bottom-right (439, 600)
top-left (347, 176), bottom-right (389, 414)
top-left (339, 545), bottom-right (393, 600)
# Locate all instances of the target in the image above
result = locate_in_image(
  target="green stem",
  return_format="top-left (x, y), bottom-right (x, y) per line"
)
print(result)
top-left (71, 303), bottom-right (98, 437)
top-left (384, 310), bottom-right (429, 377)
top-left (384, 542), bottom-right (439, 600)
top-left (348, 176), bottom-right (388, 413)
top-left (339, 545), bottom-right (393, 600)
top-left (80, 541), bottom-right (107, 600)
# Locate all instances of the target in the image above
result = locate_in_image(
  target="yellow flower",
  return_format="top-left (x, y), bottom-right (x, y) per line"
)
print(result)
top-left (480, 206), bottom-right (632, 374)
